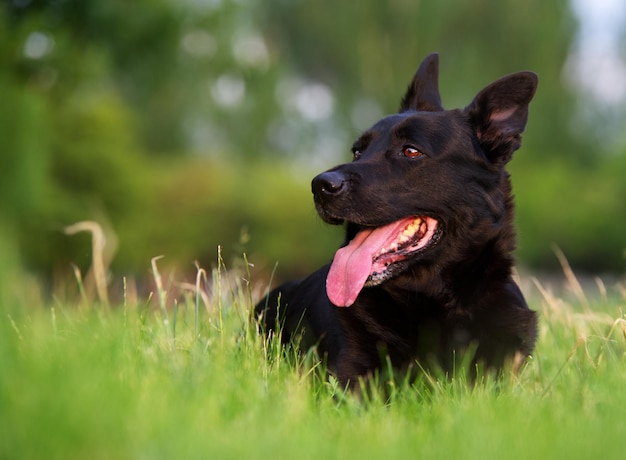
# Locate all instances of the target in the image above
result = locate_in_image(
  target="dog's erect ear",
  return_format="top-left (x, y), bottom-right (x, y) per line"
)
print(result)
top-left (466, 72), bottom-right (538, 165)
top-left (399, 53), bottom-right (444, 112)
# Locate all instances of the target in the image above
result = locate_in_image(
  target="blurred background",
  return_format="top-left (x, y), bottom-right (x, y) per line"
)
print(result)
top-left (1, 0), bottom-right (625, 300)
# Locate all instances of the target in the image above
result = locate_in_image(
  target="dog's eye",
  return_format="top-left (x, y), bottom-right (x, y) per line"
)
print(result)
top-left (402, 146), bottom-right (423, 158)
top-left (352, 149), bottom-right (362, 160)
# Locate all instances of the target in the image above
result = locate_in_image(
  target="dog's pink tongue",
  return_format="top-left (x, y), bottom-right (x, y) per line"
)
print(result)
top-left (327, 220), bottom-right (410, 307)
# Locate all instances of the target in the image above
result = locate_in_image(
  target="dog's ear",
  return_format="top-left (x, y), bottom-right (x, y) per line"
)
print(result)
top-left (399, 53), bottom-right (444, 112)
top-left (466, 72), bottom-right (538, 165)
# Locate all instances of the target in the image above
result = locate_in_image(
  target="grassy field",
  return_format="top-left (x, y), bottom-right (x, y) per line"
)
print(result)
top-left (1, 260), bottom-right (625, 460)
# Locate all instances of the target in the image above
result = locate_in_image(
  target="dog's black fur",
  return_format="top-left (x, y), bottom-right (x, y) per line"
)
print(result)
top-left (256, 54), bottom-right (538, 387)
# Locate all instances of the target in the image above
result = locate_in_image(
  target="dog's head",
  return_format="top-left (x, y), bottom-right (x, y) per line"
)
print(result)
top-left (311, 53), bottom-right (538, 307)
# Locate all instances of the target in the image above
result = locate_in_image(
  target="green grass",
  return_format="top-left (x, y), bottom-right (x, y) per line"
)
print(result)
top-left (1, 261), bottom-right (625, 460)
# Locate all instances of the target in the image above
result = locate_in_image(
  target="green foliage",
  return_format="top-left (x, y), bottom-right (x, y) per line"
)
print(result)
top-left (511, 151), bottom-right (626, 271)
top-left (113, 158), bottom-right (344, 279)
top-left (0, 75), bottom-right (49, 220)
top-left (1, 268), bottom-right (625, 459)
top-left (3, 0), bottom-right (186, 150)
top-left (14, 88), bottom-right (146, 274)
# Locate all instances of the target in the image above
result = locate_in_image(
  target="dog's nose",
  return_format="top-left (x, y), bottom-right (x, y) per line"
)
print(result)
top-left (312, 171), bottom-right (347, 200)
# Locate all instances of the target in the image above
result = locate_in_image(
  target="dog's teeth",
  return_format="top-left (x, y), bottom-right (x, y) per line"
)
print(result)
top-left (377, 217), bottom-right (427, 258)
top-left (398, 218), bottom-right (423, 244)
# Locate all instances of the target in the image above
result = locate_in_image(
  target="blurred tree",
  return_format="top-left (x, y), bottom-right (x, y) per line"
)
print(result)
top-left (1, 0), bottom-right (586, 160)
top-left (3, 0), bottom-right (186, 152)
top-left (259, 0), bottom-right (582, 161)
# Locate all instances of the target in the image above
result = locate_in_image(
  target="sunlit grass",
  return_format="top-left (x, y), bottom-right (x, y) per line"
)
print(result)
top-left (1, 253), bottom-right (625, 459)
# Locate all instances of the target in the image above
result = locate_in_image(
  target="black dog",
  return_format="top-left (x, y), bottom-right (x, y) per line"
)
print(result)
top-left (256, 53), bottom-right (538, 387)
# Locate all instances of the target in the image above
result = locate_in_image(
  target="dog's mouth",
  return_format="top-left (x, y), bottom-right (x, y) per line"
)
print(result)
top-left (326, 216), bottom-right (440, 307)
